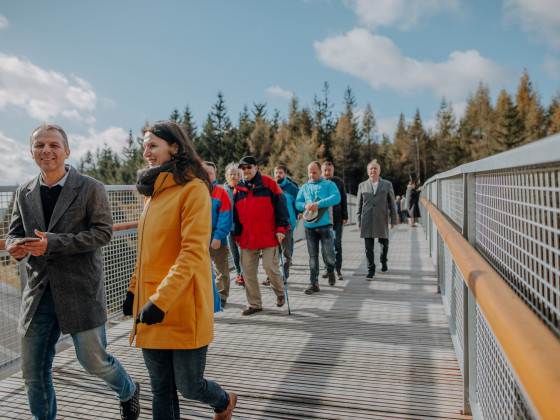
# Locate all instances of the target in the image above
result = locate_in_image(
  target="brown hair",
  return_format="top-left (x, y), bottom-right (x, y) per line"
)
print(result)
top-left (30, 124), bottom-right (69, 150)
top-left (143, 121), bottom-right (212, 192)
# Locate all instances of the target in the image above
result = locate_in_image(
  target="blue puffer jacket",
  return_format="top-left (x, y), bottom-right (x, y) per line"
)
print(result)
top-left (295, 177), bottom-right (341, 228)
top-left (222, 182), bottom-right (236, 233)
top-left (210, 180), bottom-right (232, 244)
top-left (278, 177), bottom-right (299, 232)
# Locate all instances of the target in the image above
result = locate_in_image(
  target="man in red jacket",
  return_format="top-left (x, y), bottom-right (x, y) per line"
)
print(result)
top-left (233, 156), bottom-right (290, 315)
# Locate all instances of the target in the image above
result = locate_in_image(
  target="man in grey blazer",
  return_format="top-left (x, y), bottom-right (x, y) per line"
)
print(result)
top-left (356, 159), bottom-right (398, 280)
top-left (6, 124), bottom-right (140, 420)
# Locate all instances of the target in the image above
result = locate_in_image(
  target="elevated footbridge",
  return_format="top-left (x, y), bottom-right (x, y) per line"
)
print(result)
top-left (0, 133), bottom-right (559, 419)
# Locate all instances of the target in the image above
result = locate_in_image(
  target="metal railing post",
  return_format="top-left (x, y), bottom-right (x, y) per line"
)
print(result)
top-left (462, 172), bottom-right (478, 415)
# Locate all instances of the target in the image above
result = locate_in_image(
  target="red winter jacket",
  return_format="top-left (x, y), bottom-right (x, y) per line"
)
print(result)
top-left (233, 171), bottom-right (290, 250)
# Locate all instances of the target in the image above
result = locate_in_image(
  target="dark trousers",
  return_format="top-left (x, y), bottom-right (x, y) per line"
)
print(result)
top-left (364, 237), bottom-right (389, 274)
top-left (321, 220), bottom-right (343, 271)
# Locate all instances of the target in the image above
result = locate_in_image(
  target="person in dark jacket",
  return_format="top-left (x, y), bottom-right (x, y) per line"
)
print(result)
top-left (274, 165), bottom-right (300, 279)
top-left (6, 124), bottom-right (140, 420)
top-left (407, 181), bottom-right (422, 227)
top-left (321, 161), bottom-right (348, 280)
top-left (233, 156), bottom-right (290, 315)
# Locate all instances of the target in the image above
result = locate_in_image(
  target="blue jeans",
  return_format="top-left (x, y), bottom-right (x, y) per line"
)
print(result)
top-left (305, 225), bottom-right (335, 284)
top-left (227, 232), bottom-right (242, 276)
top-left (21, 288), bottom-right (136, 420)
top-left (322, 221), bottom-right (343, 271)
top-left (142, 346), bottom-right (229, 420)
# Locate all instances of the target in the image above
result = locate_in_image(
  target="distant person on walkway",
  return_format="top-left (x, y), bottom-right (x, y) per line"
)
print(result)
top-left (356, 159), bottom-right (397, 280)
top-left (321, 161), bottom-right (348, 280)
top-left (204, 161), bottom-right (232, 307)
top-left (122, 121), bottom-right (236, 419)
top-left (223, 162), bottom-right (244, 286)
top-left (233, 156), bottom-right (290, 315)
top-left (407, 181), bottom-right (422, 227)
top-left (274, 165), bottom-right (300, 279)
top-left (399, 195), bottom-right (408, 224)
top-left (295, 161), bottom-right (341, 294)
top-left (6, 124), bottom-right (140, 420)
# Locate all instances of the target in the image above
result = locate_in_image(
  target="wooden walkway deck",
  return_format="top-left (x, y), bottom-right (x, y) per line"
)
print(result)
top-left (0, 224), bottom-right (470, 419)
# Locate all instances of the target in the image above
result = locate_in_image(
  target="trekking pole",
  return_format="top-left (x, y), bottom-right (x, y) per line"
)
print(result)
top-left (278, 240), bottom-right (292, 315)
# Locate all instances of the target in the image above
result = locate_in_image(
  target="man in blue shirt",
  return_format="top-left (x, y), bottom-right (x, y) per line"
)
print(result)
top-left (295, 161), bottom-right (341, 294)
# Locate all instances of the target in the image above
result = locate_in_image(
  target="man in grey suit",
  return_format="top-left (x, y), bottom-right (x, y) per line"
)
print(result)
top-left (356, 159), bottom-right (398, 280)
top-left (6, 124), bottom-right (140, 420)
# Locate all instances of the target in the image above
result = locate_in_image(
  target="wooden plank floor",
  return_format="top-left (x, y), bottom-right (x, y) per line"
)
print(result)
top-left (0, 224), bottom-right (471, 419)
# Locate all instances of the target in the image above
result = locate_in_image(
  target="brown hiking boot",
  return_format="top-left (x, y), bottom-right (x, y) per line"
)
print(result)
top-left (214, 392), bottom-right (237, 420)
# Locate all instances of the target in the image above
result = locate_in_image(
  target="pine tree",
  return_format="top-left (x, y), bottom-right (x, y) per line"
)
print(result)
top-left (169, 108), bottom-right (181, 123)
top-left (312, 81), bottom-right (335, 160)
top-left (247, 115), bottom-right (274, 169)
top-left (434, 98), bottom-right (458, 171)
top-left (181, 106), bottom-right (198, 143)
top-left (361, 103), bottom-right (378, 161)
top-left (458, 81), bottom-right (496, 161)
top-left (547, 92), bottom-right (560, 135)
top-left (331, 87), bottom-right (362, 194)
top-left (118, 130), bottom-right (144, 185)
top-left (515, 69), bottom-right (547, 142)
top-left (199, 92), bottom-right (234, 177)
top-left (495, 91), bottom-right (526, 151)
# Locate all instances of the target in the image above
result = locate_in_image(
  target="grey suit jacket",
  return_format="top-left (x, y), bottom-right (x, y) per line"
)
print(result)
top-left (356, 177), bottom-right (397, 239)
top-left (6, 166), bottom-right (113, 335)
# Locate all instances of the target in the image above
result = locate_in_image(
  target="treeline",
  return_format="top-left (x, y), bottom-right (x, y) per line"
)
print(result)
top-left (79, 71), bottom-right (560, 195)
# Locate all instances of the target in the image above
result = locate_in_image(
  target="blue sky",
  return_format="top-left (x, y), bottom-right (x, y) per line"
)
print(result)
top-left (1, 0), bottom-right (559, 185)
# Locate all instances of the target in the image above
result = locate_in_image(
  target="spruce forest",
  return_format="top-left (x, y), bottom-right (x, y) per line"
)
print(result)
top-left (79, 71), bottom-right (560, 196)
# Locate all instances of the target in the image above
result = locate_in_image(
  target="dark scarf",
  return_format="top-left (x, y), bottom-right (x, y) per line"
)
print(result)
top-left (136, 161), bottom-right (174, 196)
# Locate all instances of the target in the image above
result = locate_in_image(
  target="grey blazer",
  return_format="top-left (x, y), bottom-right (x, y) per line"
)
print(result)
top-left (356, 177), bottom-right (397, 239)
top-left (6, 166), bottom-right (113, 335)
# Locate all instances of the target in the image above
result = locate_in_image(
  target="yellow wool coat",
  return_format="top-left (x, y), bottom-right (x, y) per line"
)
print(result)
top-left (128, 172), bottom-right (214, 349)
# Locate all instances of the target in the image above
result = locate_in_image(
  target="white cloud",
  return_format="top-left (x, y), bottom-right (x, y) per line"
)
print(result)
top-left (345, 0), bottom-right (462, 30)
top-left (315, 28), bottom-right (512, 103)
top-left (543, 55), bottom-right (560, 80)
top-left (503, 0), bottom-right (560, 49)
top-left (0, 132), bottom-right (37, 185)
top-left (265, 86), bottom-right (294, 100)
top-left (0, 53), bottom-right (97, 121)
top-left (69, 126), bottom-right (130, 162)
top-left (0, 14), bottom-right (9, 29)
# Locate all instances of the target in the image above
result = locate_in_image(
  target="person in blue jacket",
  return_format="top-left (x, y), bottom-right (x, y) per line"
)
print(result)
top-left (203, 162), bottom-right (232, 307)
top-left (295, 161), bottom-right (341, 294)
top-left (274, 165), bottom-right (300, 279)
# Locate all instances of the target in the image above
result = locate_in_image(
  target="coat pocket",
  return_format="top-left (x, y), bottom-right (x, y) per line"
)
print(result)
top-left (142, 268), bottom-right (183, 327)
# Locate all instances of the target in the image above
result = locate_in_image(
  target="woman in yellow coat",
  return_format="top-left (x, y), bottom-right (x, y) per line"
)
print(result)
top-left (122, 121), bottom-right (236, 420)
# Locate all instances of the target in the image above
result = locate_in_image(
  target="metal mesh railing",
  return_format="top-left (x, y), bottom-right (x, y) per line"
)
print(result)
top-left (440, 238), bottom-right (465, 366)
top-left (0, 185), bottom-right (142, 370)
top-left (475, 165), bottom-right (560, 337)
top-left (477, 307), bottom-right (532, 420)
top-left (440, 176), bottom-right (464, 233)
top-left (420, 134), bottom-right (560, 419)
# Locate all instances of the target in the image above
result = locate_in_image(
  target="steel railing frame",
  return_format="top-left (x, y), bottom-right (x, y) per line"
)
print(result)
top-left (421, 132), bottom-right (560, 420)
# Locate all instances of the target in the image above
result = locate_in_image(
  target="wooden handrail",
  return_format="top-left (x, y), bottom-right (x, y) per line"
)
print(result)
top-left (421, 198), bottom-right (560, 420)
top-left (0, 222), bottom-right (139, 252)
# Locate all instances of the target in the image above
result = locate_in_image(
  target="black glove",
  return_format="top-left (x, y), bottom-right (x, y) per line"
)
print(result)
top-left (136, 300), bottom-right (165, 325)
top-left (122, 291), bottom-right (134, 316)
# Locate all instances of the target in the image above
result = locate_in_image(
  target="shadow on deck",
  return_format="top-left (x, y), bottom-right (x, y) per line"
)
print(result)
top-left (0, 224), bottom-right (471, 419)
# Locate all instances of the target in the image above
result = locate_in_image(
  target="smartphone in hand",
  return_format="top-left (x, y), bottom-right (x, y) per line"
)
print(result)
top-left (13, 238), bottom-right (41, 245)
